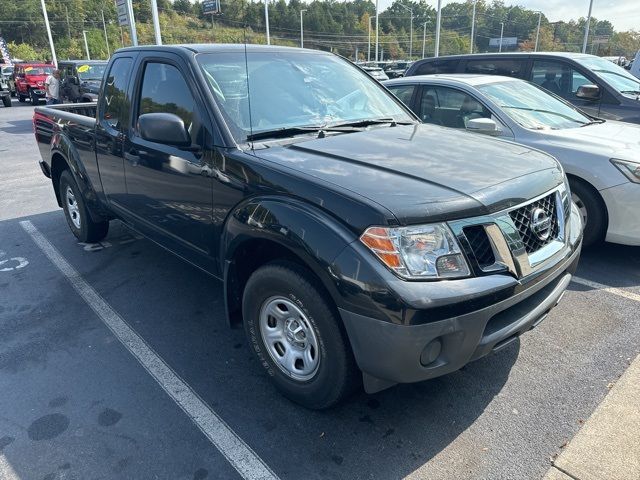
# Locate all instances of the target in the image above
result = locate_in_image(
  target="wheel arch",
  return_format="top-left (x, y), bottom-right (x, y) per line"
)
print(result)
top-left (566, 173), bottom-right (609, 235)
top-left (221, 197), bottom-right (357, 327)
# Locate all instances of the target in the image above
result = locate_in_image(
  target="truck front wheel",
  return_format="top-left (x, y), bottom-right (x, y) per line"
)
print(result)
top-left (18, 93), bottom-right (25, 103)
top-left (2, 96), bottom-right (10, 107)
top-left (59, 170), bottom-right (109, 243)
top-left (242, 261), bottom-right (359, 409)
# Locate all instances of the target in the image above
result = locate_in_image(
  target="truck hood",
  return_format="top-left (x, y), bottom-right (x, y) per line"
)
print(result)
top-left (541, 120), bottom-right (640, 158)
top-left (255, 124), bottom-right (563, 225)
top-left (24, 75), bottom-right (47, 86)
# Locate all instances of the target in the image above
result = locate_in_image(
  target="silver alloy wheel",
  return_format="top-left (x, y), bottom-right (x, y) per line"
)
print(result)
top-left (259, 296), bottom-right (320, 381)
top-left (65, 186), bottom-right (81, 229)
top-left (572, 192), bottom-right (588, 228)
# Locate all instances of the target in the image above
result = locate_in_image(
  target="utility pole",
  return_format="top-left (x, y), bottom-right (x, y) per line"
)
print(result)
top-left (434, 0), bottom-right (442, 57)
top-left (65, 6), bottom-right (71, 42)
top-left (265, 0), bottom-right (271, 45)
top-left (535, 11), bottom-right (542, 51)
top-left (470, 0), bottom-right (476, 54)
top-left (499, 22), bottom-right (504, 52)
top-left (375, 0), bottom-right (379, 62)
top-left (150, 0), bottom-right (162, 44)
top-left (126, 0), bottom-right (138, 46)
top-left (40, 0), bottom-right (58, 67)
top-left (82, 30), bottom-right (90, 60)
top-left (582, 0), bottom-right (594, 53)
top-left (300, 9), bottom-right (307, 48)
top-left (422, 21), bottom-right (427, 58)
top-left (101, 10), bottom-right (110, 58)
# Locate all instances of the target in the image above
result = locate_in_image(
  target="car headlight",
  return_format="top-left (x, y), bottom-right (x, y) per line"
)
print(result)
top-left (360, 224), bottom-right (470, 279)
top-left (611, 159), bottom-right (640, 184)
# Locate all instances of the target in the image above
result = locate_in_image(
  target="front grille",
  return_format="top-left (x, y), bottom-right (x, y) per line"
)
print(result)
top-left (463, 225), bottom-right (495, 269)
top-left (509, 193), bottom-right (559, 254)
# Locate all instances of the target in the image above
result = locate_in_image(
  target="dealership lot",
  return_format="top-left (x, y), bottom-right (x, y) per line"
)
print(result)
top-left (1, 101), bottom-right (639, 479)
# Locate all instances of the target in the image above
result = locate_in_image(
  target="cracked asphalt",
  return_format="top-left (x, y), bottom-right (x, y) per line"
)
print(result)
top-left (1, 99), bottom-right (639, 480)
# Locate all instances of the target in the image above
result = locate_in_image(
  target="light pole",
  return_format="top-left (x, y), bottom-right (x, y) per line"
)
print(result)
top-left (398, 3), bottom-right (414, 60)
top-left (470, 0), bottom-right (477, 54)
top-left (499, 22), bottom-right (504, 52)
top-left (300, 9), bottom-right (307, 48)
top-left (534, 11), bottom-right (542, 52)
top-left (150, 0), bottom-right (162, 45)
top-left (375, 0), bottom-right (379, 62)
top-left (434, 0), bottom-right (442, 57)
top-left (368, 16), bottom-right (373, 61)
top-left (82, 30), bottom-right (91, 60)
top-left (582, 0), bottom-right (594, 53)
top-left (422, 21), bottom-right (427, 59)
top-left (40, 0), bottom-right (58, 67)
top-left (265, 0), bottom-right (270, 45)
top-left (101, 10), bottom-right (110, 58)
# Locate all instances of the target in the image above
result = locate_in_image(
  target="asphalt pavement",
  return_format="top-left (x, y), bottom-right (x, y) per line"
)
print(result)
top-left (1, 98), bottom-right (639, 480)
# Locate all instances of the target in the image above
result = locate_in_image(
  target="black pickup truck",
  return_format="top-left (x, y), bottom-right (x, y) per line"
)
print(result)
top-left (33, 45), bottom-right (583, 409)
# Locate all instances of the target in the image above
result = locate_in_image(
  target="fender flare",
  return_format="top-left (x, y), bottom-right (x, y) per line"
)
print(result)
top-left (49, 133), bottom-right (109, 221)
top-left (220, 196), bottom-right (359, 324)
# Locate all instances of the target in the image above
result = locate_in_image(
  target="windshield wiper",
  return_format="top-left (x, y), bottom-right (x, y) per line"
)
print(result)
top-left (328, 117), bottom-right (414, 128)
top-left (580, 118), bottom-right (606, 127)
top-left (501, 106), bottom-right (588, 125)
top-left (246, 124), bottom-right (362, 141)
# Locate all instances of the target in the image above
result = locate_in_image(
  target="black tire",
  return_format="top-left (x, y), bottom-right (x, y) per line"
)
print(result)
top-left (243, 261), bottom-right (359, 409)
top-left (59, 170), bottom-right (109, 243)
top-left (2, 96), bottom-right (10, 107)
top-left (30, 91), bottom-right (40, 106)
top-left (18, 94), bottom-right (25, 103)
top-left (569, 178), bottom-right (606, 247)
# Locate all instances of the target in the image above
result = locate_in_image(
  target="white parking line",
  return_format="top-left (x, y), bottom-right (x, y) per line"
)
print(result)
top-left (19, 220), bottom-right (280, 480)
top-left (572, 276), bottom-right (640, 303)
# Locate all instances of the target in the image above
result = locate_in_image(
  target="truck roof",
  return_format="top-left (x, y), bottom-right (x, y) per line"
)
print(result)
top-left (58, 60), bottom-right (108, 65)
top-left (114, 44), bottom-right (327, 55)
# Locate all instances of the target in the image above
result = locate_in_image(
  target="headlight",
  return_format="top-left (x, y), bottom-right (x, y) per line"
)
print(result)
top-left (611, 159), bottom-right (640, 184)
top-left (360, 224), bottom-right (470, 279)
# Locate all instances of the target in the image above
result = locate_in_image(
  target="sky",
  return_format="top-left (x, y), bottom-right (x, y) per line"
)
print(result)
top-left (374, 0), bottom-right (640, 32)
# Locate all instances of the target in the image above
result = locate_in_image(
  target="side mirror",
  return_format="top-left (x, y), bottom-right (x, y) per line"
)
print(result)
top-left (466, 117), bottom-right (500, 135)
top-left (576, 84), bottom-right (600, 100)
top-left (138, 112), bottom-right (191, 147)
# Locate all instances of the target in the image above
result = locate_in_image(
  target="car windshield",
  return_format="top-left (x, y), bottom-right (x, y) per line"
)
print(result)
top-left (77, 63), bottom-right (107, 81)
top-left (24, 66), bottom-right (54, 76)
top-left (2, 66), bottom-right (14, 75)
top-left (479, 80), bottom-right (592, 130)
top-left (575, 55), bottom-right (640, 94)
top-left (197, 51), bottom-right (412, 142)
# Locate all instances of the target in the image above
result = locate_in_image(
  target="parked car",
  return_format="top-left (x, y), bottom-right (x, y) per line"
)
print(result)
top-left (0, 75), bottom-right (11, 107)
top-left (384, 74), bottom-right (640, 247)
top-left (33, 45), bottom-right (582, 409)
top-left (59, 60), bottom-right (108, 102)
top-left (384, 61), bottom-right (412, 79)
top-left (1, 65), bottom-right (15, 96)
top-left (360, 65), bottom-right (389, 81)
top-left (405, 53), bottom-right (640, 124)
top-left (14, 63), bottom-right (55, 105)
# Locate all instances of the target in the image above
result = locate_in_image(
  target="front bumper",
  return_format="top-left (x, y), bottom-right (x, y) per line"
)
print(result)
top-left (335, 202), bottom-right (583, 393)
top-left (601, 181), bottom-right (640, 246)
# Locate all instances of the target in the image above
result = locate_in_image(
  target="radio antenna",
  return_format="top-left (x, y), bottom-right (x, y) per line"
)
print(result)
top-left (243, 29), bottom-right (254, 151)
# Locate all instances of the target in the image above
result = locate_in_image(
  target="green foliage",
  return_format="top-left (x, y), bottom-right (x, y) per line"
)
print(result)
top-left (0, 0), bottom-right (638, 62)
top-left (7, 42), bottom-right (44, 61)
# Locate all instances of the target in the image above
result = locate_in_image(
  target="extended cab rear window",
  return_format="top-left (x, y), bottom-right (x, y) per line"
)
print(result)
top-left (464, 59), bottom-right (525, 78)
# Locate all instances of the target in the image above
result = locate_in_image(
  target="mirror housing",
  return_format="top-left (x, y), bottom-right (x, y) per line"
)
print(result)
top-left (576, 84), bottom-right (600, 100)
top-left (138, 113), bottom-right (191, 147)
top-left (466, 117), bottom-right (500, 135)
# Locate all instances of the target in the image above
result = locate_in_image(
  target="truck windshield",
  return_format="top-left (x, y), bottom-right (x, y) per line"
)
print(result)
top-left (24, 66), bottom-right (54, 76)
top-left (77, 63), bottom-right (107, 81)
top-left (196, 51), bottom-right (413, 142)
top-left (575, 55), bottom-right (640, 95)
top-left (479, 80), bottom-right (592, 130)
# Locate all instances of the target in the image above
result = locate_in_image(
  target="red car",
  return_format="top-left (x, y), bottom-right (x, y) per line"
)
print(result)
top-left (14, 63), bottom-right (55, 105)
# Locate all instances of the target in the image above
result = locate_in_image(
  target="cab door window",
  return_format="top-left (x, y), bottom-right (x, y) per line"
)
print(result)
top-left (464, 59), bottom-right (525, 78)
top-left (530, 60), bottom-right (592, 98)
top-left (136, 62), bottom-right (202, 146)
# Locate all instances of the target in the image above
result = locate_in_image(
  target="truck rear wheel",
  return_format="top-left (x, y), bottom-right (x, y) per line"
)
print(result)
top-left (59, 170), bottom-right (109, 243)
top-left (242, 261), bottom-right (359, 409)
top-left (2, 96), bottom-right (10, 107)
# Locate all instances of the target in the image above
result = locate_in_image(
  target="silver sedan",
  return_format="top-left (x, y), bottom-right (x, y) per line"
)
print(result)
top-left (384, 74), bottom-right (640, 247)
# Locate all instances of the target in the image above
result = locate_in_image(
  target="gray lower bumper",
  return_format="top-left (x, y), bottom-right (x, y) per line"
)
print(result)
top-left (339, 245), bottom-right (580, 393)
